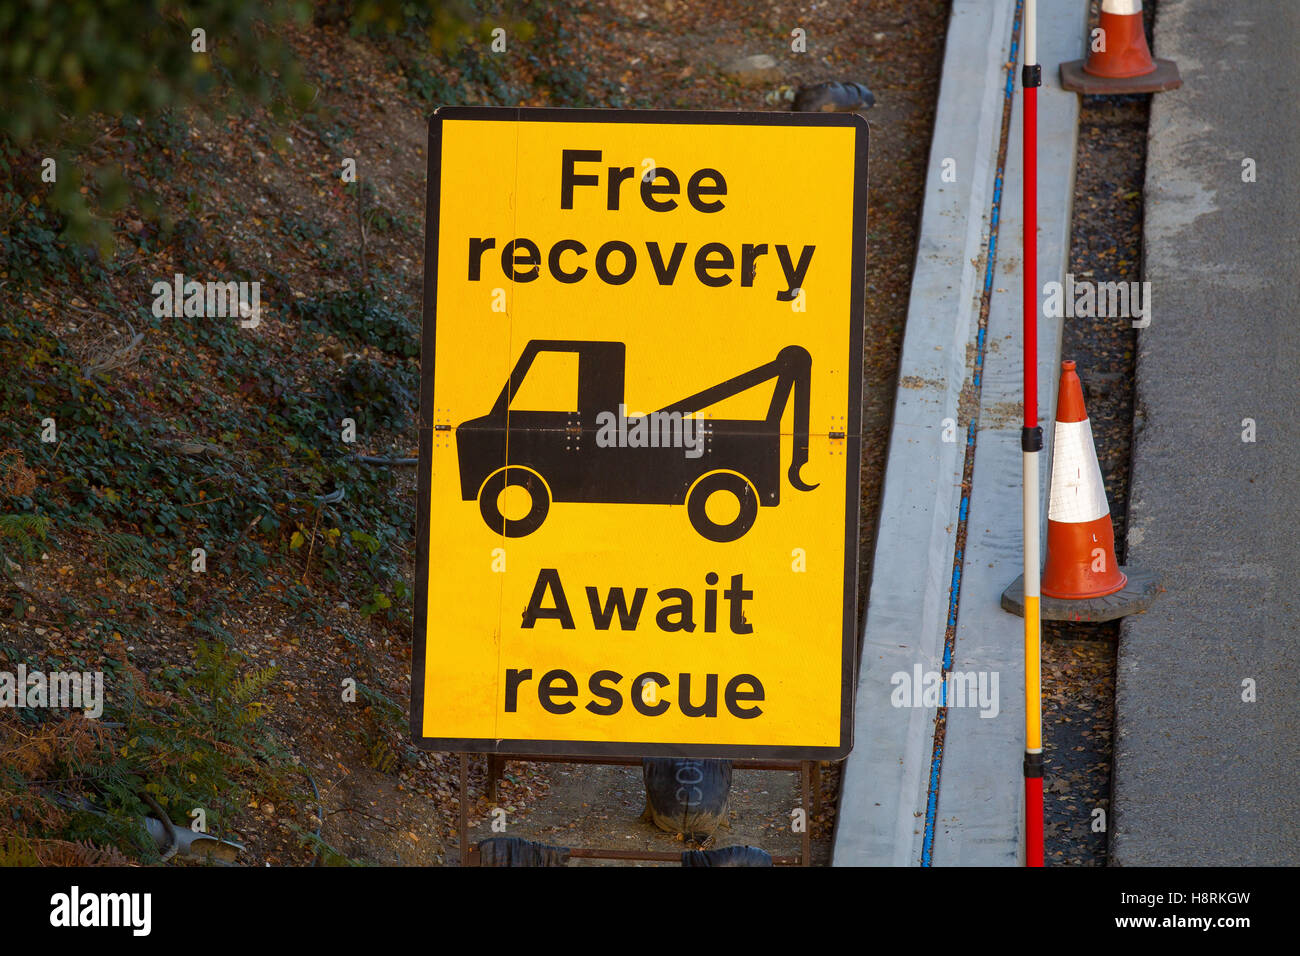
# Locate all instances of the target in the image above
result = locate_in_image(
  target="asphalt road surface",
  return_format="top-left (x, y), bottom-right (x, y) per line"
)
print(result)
top-left (1110, 0), bottom-right (1300, 865)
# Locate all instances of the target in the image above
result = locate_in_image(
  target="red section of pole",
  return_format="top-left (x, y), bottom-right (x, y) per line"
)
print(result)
top-left (1023, 84), bottom-right (1038, 430)
top-left (1025, 776), bottom-right (1044, 866)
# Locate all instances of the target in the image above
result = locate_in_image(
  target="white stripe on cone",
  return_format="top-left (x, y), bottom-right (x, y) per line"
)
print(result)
top-left (1047, 418), bottom-right (1110, 524)
top-left (1102, 0), bottom-right (1142, 14)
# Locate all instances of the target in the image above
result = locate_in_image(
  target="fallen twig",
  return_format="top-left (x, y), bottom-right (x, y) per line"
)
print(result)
top-left (301, 505), bottom-right (323, 586)
top-left (181, 495), bottom-right (231, 508)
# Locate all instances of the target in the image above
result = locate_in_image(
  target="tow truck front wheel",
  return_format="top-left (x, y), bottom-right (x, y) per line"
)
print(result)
top-left (687, 471), bottom-right (758, 543)
top-left (478, 466), bottom-right (550, 537)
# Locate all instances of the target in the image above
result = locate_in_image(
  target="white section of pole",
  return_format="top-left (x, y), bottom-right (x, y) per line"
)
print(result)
top-left (1025, 0), bottom-right (1038, 68)
top-left (1023, 451), bottom-right (1040, 599)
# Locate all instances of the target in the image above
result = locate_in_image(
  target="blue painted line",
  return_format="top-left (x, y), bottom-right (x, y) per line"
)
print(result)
top-left (921, 0), bottom-right (1023, 868)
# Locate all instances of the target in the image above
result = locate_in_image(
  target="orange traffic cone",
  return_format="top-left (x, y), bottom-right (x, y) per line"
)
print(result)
top-left (1041, 361), bottom-right (1126, 598)
top-left (1060, 0), bottom-right (1181, 95)
top-left (1002, 361), bottom-right (1159, 622)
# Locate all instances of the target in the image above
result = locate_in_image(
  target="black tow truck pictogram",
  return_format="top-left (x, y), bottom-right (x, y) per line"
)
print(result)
top-left (456, 340), bottom-right (818, 542)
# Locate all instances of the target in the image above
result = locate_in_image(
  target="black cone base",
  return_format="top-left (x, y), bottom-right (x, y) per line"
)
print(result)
top-left (1001, 565), bottom-right (1161, 622)
top-left (1059, 58), bottom-right (1182, 95)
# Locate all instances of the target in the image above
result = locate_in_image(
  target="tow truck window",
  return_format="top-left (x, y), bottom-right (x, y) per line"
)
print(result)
top-left (509, 349), bottom-right (580, 413)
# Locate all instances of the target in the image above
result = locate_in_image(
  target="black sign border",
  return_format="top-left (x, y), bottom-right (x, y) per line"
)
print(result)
top-left (412, 106), bottom-right (867, 760)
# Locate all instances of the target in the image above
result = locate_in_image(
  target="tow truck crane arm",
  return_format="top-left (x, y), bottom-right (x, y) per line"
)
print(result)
top-left (656, 345), bottom-right (819, 492)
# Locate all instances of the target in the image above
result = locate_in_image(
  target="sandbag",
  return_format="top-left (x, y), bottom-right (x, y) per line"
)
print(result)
top-left (682, 845), bottom-right (773, 867)
top-left (476, 836), bottom-right (570, 867)
top-left (642, 757), bottom-right (732, 839)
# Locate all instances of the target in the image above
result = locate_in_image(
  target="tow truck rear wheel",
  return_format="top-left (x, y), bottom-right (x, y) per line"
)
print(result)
top-left (687, 471), bottom-right (758, 542)
top-left (478, 466), bottom-right (550, 537)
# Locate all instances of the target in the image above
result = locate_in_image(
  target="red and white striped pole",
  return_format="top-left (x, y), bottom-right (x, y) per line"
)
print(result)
top-left (1021, 0), bottom-right (1045, 868)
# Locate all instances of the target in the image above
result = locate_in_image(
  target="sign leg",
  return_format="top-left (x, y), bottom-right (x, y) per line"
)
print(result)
top-left (800, 761), bottom-right (812, 866)
top-left (458, 752), bottom-right (470, 867)
top-left (487, 753), bottom-right (503, 803)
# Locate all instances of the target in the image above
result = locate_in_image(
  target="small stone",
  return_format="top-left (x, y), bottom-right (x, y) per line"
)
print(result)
top-left (724, 54), bottom-right (781, 85)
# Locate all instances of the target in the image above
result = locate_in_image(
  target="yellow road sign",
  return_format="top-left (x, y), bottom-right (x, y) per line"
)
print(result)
top-left (413, 107), bottom-right (867, 758)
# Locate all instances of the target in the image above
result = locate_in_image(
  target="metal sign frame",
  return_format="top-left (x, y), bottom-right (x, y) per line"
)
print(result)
top-left (455, 752), bottom-right (823, 867)
top-left (412, 107), bottom-right (868, 760)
